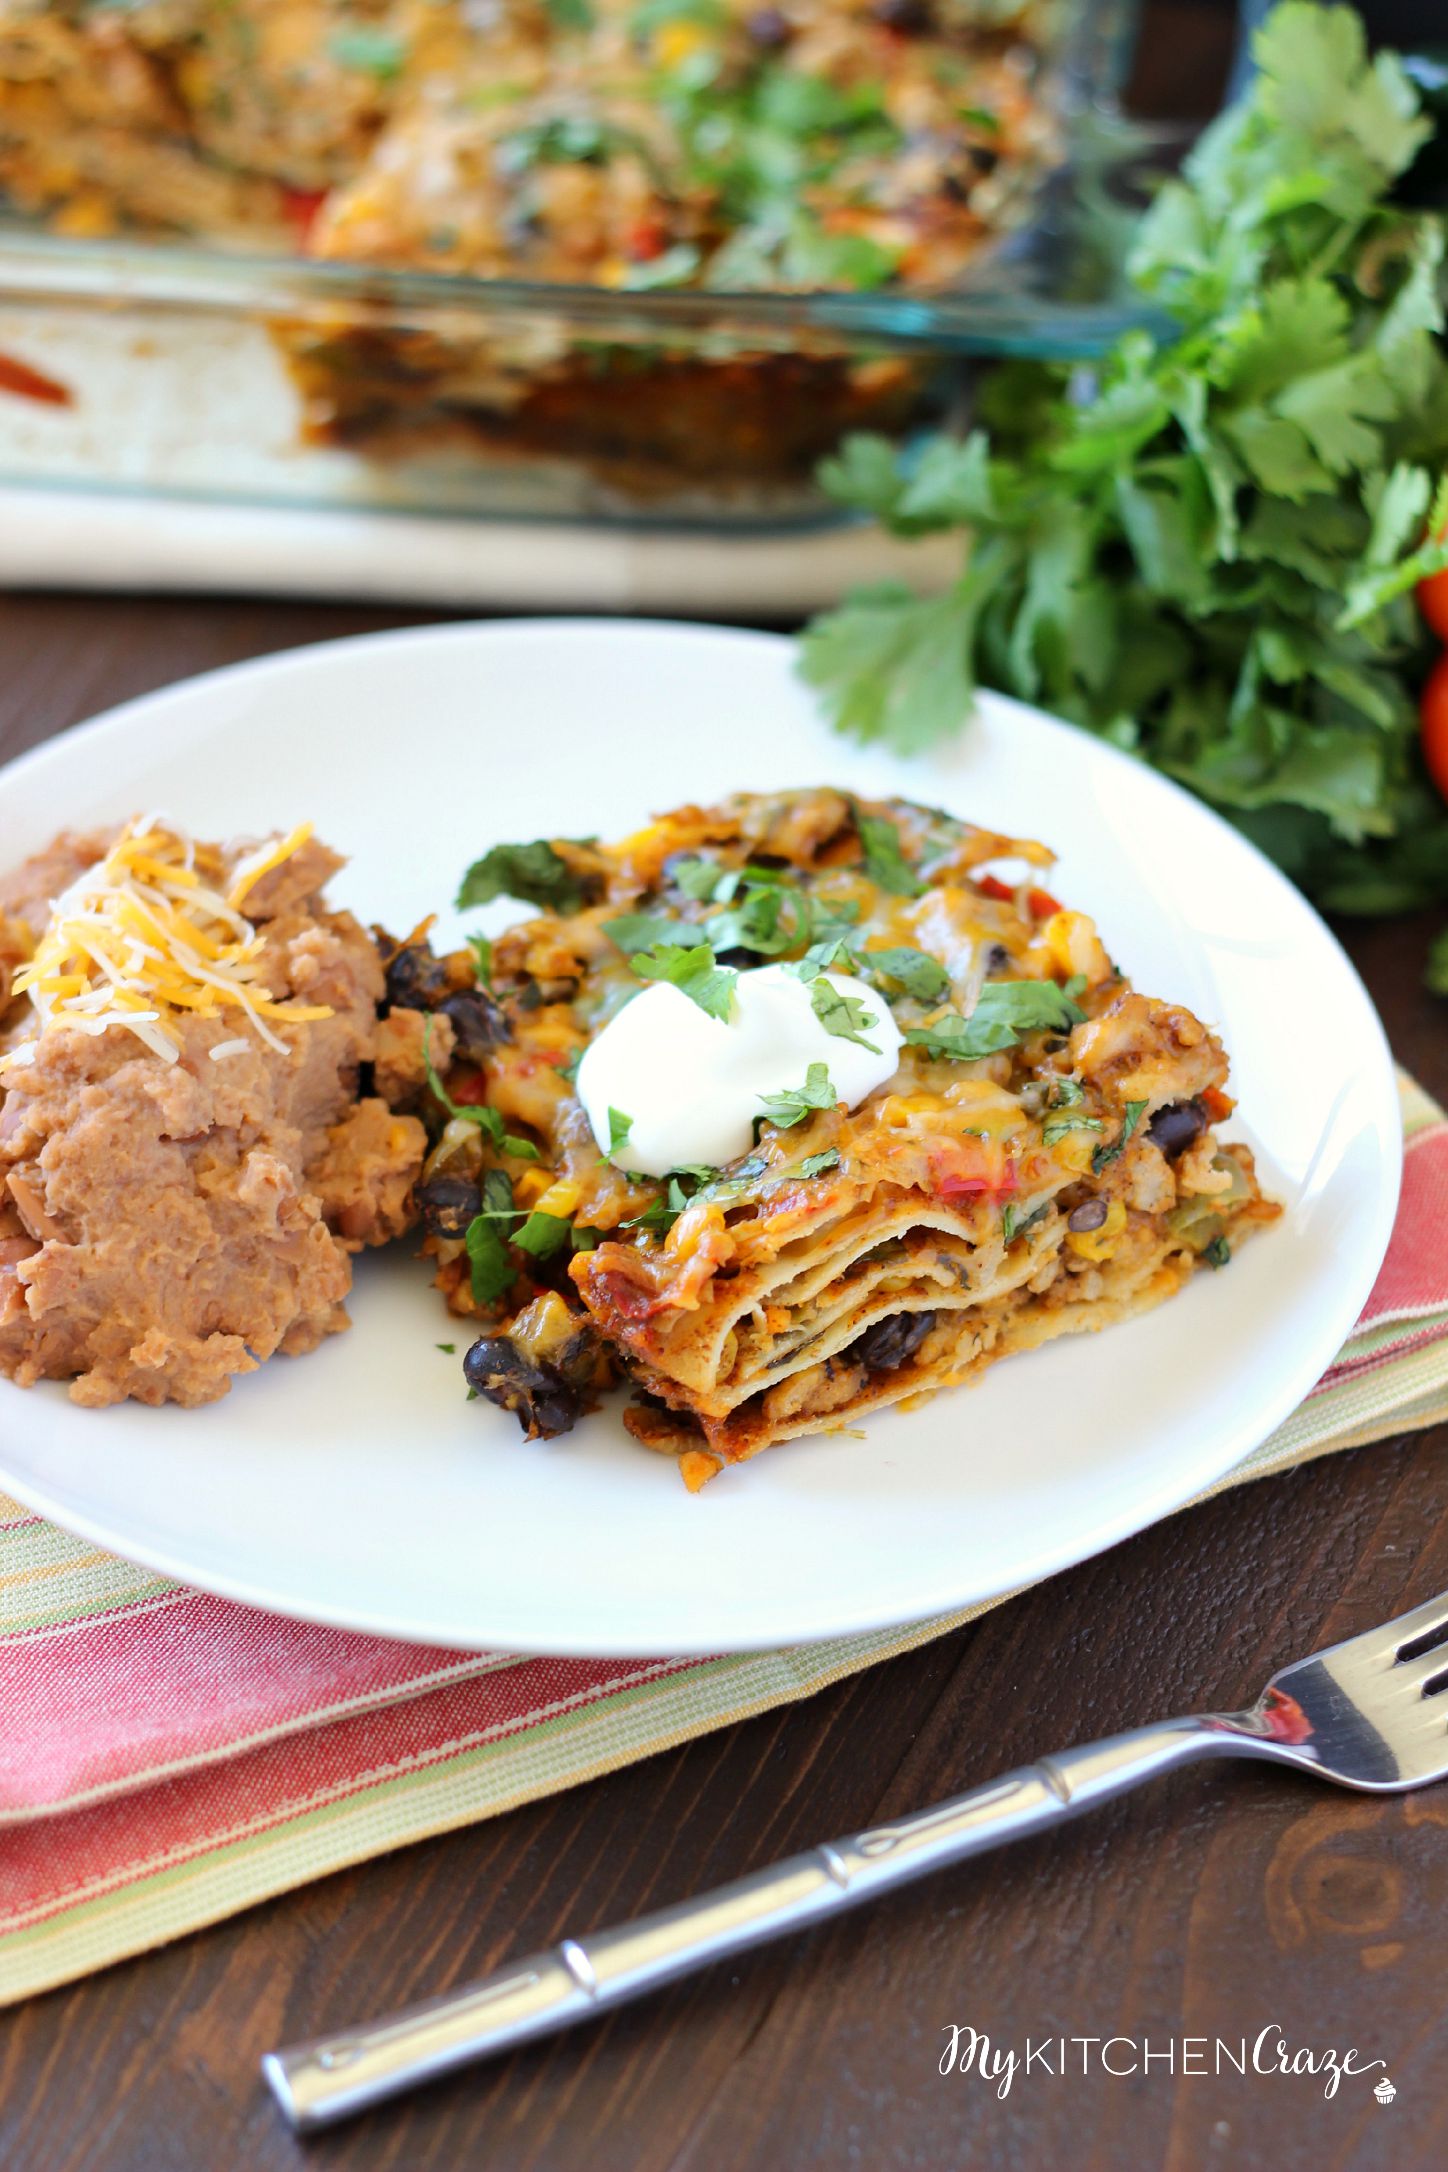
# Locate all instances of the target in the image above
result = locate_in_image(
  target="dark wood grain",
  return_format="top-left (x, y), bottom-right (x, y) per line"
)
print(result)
top-left (0, 590), bottom-right (1444, 2172)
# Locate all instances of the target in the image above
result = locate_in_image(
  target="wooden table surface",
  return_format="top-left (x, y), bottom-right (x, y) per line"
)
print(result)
top-left (0, 592), bottom-right (1444, 2172)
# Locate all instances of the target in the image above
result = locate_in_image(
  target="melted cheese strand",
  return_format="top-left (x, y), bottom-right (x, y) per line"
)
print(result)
top-left (1, 819), bottom-right (331, 1071)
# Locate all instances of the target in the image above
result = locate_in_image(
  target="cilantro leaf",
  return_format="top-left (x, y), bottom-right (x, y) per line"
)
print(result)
top-left (330, 26), bottom-right (407, 77)
top-left (758, 1061), bottom-right (836, 1129)
top-left (672, 856), bottom-right (725, 900)
top-left (850, 802), bottom-right (924, 897)
top-left (906, 979), bottom-right (1085, 1063)
top-left (1092, 1099), bottom-right (1149, 1173)
top-left (788, 935), bottom-right (857, 982)
top-left (1042, 1111), bottom-right (1104, 1145)
top-left (1002, 1200), bottom-right (1052, 1246)
top-left (467, 933), bottom-right (493, 987)
top-left (808, 978), bottom-right (881, 1052)
top-left (422, 1019), bottom-right (540, 1160)
top-left (514, 1210), bottom-right (573, 1260)
top-left (608, 1107), bottom-right (634, 1154)
top-left (864, 946), bottom-right (950, 1002)
top-left (801, 3), bottom-right (1448, 922)
top-left (796, 1149), bottom-right (842, 1178)
top-left (457, 840), bottom-right (585, 915)
top-left (629, 941), bottom-right (738, 1021)
top-left (626, 1177), bottom-right (690, 1236)
top-left (464, 1215), bottom-right (516, 1305)
top-left (602, 910), bottom-right (692, 953)
top-left (1203, 1234), bottom-right (1232, 1269)
top-left (704, 880), bottom-right (811, 957)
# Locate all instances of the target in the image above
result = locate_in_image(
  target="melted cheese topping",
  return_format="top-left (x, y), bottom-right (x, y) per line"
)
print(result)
top-left (0, 818), bottom-right (331, 1071)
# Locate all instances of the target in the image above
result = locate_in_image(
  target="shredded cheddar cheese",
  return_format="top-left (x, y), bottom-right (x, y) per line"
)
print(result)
top-left (1, 818), bottom-right (332, 1071)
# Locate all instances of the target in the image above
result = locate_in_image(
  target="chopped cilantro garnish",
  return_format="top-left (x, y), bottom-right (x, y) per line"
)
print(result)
top-left (1042, 1111), bottom-right (1104, 1145)
top-left (457, 839), bottom-right (585, 916)
top-left (672, 856), bottom-right (725, 900)
top-left (758, 1061), bottom-right (835, 1129)
top-left (1204, 1235), bottom-right (1232, 1269)
top-left (329, 27), bottom-right (407, 77)
top-left (422, 1019), bottom-right (540, 1160)
top-left (850, 803), bottom-right (923, 897)
top-left (1093, 1099), bottom-right (1149, 1173)
top-left (906, 980), bottom-right (1085, 1062)
top-left (625, 1177), bottom-right (690, 1236)
top-left (808, 979), bottom-right (880, 1052)
top-left (796, 1148), bottom-right (841, 1178)
top-left (608, 1107), bottom-right (634, 1154)
top-left (544, 0), bottom-right (595, 27)
top-left (1040, 1076), bottom-right (1103, 1145)
top-left (788, 935), bottom-right (856, 983)
top-left (602, 909), bottom-right (692, 953)
top-left (1062, 974), bottom-right (1088, 1001)
top-left (482, 1169), bottom-right (516, 1216)
top-left (1001, 1200), bottom-right (1052, 1245)
top-left (436, 1342), bottom-right (456, 1354)
top-left (514, 1210), bottom-right (573, 1261)
top-left (865, 946), bottom-right (950, 1003)
top-left (630, 941), bottom-right (738, 1021)
top-left (467, 933), bottom-right (493, 988)
top-left (464, 1215), bottom-right (516, 1305)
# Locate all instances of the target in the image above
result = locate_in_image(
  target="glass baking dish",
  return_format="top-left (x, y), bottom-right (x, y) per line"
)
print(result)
top-left (0, 0), bottom-right (1144, 531)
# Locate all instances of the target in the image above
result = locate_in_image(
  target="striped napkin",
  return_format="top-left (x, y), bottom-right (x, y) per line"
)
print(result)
top-left (2, 1072), bottom-right (1445, 2008)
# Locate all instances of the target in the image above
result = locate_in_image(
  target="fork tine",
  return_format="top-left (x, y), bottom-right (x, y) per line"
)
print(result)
top-left (1343, 1588), bottom-right (1448, 1665)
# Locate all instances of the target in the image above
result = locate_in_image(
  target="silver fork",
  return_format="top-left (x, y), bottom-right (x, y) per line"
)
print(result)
top-left (264, 1587), bottom-right (1448, 2132)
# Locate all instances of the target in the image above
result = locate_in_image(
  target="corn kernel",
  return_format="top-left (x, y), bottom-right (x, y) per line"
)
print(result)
top-left (532, 1178), bottom-right (581, 1219)
top-left (656, 21), bottom-right (708, 65)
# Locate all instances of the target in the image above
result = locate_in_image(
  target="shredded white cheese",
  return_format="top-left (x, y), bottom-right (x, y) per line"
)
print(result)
top-left (0, 818), bottom-right (332, 1073)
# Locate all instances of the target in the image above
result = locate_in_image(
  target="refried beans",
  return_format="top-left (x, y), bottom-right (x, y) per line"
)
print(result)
top-left (0, 822), bottom-right (426, 1407)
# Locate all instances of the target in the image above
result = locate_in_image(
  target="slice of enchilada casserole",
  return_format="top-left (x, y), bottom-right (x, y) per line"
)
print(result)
top-left (388, 788), bottom-right (1279, 1490)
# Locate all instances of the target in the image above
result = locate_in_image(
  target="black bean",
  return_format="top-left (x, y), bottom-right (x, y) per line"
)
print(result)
top-left (985, 943), bottom-right (1011, 972)
top-left (463, 1336), bottom-right (581, 1440)
top-left (1146, 1099), bottom-right (1207, 1161)
top-left (853, 1309), bottom-right (936, 1372)
top-left (439, 987), bottom-right (511, 1061)
top-left (745, 8), bottom-right (792, 48)
top-left (416, 1174), bottom-right (481, 1239)
top-left (382, 938), bottom-right (450, 1012)
top-left (871, 0), bottom-right (933, 30)
top-left (1067, 1198), bottom-right (1108, 1232)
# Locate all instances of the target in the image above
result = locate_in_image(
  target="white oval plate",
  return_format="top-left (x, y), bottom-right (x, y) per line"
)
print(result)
top-left (0, 622), bottom-right (1399, 1655)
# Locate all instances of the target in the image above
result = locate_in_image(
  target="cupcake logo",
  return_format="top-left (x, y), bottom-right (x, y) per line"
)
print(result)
top-left (1374, 2078), bottom-right (1397, 2106)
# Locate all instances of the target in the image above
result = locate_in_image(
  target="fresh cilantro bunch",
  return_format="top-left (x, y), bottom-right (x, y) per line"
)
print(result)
top-left (801, 3), bottom-right (1448, 920)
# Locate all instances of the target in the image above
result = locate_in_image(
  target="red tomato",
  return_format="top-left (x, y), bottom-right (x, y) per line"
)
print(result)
top-left (933, 1139), bottom-right (1016, 1201)
top-left (1422, 652), bottom-right (1448, 803)
top-left (0, 349), bottom-right (71, 407)
top-left (625, 217), bottom-right (668, 262)
top-left (973, 873), bottom-right (1061, 920)
top-left (448, 1066), bottom-right (488, 1106)
top-left (1417, 567), bottom-right (1448, 643)
top-left (281, 187), bottom-right (327, 248)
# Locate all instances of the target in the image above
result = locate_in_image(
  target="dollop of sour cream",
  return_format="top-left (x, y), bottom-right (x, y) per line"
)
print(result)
top-left (576, 963), bottom-right (904, 1179)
